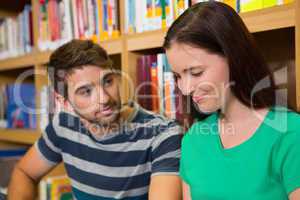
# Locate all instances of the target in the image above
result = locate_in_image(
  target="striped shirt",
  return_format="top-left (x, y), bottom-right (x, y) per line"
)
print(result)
top-left (35, 105), bottom-right (182, 200)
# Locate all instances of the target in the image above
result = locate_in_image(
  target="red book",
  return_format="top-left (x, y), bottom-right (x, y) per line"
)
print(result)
top-left (76, 0), bottom-right (85, 38)
top-left (136, 56), bottom-right (152, 111)
top-left (149, 55), bottom-right (159, 113)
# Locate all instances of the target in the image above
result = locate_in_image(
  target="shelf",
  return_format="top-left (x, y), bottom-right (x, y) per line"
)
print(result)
top-left (126, 29), bottom-right (167, 51)
top-left (0, 53), bottom-right (39, 71)
top-left (0, 38), bottom-right (123, 70)
top-left (0, 129), bottom-right (40, 144)
top-left (35, 39), bottom-right (123, 64)
top-left (125, 3), bottom-right (295, 51)
top-left (100, 38), bottom-right (123, 55)
top-left (241, 3), bottom-right (295, 33)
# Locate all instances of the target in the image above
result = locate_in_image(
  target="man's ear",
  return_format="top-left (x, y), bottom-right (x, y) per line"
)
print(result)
top-left (54, 92), bottom-right (74, 113)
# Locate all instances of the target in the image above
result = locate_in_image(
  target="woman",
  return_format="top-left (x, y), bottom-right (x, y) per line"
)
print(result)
top-left (163, 2), bottom-right (300, 200)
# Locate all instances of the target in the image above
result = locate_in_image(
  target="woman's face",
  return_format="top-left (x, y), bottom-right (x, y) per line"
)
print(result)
top-left (166, 42), bottom-right (233, 113)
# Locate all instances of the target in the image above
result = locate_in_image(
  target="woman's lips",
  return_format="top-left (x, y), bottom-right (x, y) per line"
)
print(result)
top-left (193, 96), bottom-right (206, 103)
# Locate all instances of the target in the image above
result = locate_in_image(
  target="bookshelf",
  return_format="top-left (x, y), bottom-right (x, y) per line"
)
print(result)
top-left (0, 129), bottom-right (39, 144)
top-left (240, 3), bottom-right (295, 32)
top-left (0, 0), bottom-right (298, 143)
top-left (0, 0), bottom-right (298, 185)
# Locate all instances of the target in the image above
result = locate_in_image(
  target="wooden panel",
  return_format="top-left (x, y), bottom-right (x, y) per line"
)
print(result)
top-left (125, 4), bottom-right (295, 52)
top-left (0, 129), bottom-right (40, 144)
top-left (295, 0), bottom-right (300, 111)
top-left (0, 38), bottom-right (122, 71)
top-left (254, 28), bottom-right (296, 109)
top-left (100, 39), bottom-right (123, 55)
top-left (31, 0), bottom-right (40, 52)
top-left (0, 141), bottom-right (28, 148)
top-left (0, 9), bottom-right (17, 17)
top-left (241, 3), bottom-right (295, 32)
top-left (0, 53), bottom-right (39, 71)
top-left (126, 30), bottom-right (167, 51)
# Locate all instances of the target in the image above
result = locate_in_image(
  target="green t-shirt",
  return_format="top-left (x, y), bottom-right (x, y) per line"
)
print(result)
top-left (180, 107), bottom-right (300, 200)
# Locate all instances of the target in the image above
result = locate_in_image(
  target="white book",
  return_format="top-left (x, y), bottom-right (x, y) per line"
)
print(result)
top-left (166, 0), bottom-right (174, 27)
top-left (157, 53), bottom-right (165, 115)
top-left (153, 0), bottom-right (162, 30)
top-left (135, 0), bottom-right (144, 33)
top-left (87, 0), bottom-right (95, 37)
top-left (7, 18), bottom-right (14, 57)
top-left (124, 0), bottom-right (129, 33)
top-left (62, 0), bottom-right (73, 42)
top-left (140, 0), bottom-right (148, 32)
top-left (40, 86), bottom-right (49, 132)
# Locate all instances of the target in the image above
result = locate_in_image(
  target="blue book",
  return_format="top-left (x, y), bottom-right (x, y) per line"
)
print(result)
top-left (6, 84), bottom-right (36, 129)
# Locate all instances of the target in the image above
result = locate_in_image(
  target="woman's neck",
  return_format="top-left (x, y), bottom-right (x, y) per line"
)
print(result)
top-left (221, 95), bottom-right (268, 123)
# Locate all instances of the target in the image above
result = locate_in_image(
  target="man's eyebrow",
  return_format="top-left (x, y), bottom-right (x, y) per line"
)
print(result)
top-left (75, 84), bottom-right (92, 93)
top-left (102, 72), bottom-right (115, 79)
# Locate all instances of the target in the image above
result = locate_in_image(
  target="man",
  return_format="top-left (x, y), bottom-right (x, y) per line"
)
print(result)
top-left (7, 40), bottom-right (182, 200)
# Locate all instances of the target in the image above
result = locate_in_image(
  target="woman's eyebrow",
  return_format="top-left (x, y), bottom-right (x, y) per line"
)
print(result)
top-left (183, 65), bottom-right (205, 73)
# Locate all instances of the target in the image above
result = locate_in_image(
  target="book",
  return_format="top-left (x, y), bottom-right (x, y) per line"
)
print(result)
top-left (240, 0), bottom-right (263, 12)
top-left (39, 175), bottom-right (73, 200)
top-left (0, 4), bottom-right (33, 59)
top-left (37, 0), bottom-right (120, 50)
top-left (136, 56), bottom-right (153, 111)
top-left (0, 85), bottom-right (7, 128)
top-left (150, 56), bottom-right (159, 112)
top-left (6, 84), bottom-right (36, 129)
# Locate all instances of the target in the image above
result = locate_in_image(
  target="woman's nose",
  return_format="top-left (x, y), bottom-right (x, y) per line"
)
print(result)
top-left (177, 78), bottom-right (195, 96)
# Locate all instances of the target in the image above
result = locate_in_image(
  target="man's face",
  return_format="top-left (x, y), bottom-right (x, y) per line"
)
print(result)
top-left (65, 65), bottom-right (121, 126)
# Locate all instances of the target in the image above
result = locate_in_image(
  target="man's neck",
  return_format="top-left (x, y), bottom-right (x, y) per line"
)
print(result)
top-left (88, 104), bottom-right (136, 137)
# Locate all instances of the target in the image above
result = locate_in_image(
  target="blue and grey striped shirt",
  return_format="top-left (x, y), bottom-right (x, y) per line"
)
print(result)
top-left (35, 105), bottom-right (182, 200)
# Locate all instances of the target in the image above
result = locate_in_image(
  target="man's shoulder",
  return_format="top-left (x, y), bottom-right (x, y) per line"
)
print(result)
top-left (132, 107), bottom-right (180, 129)
top-left (47, 111), bottom-right (84, 136)
top-left (127, 107), bottom-right (183, 142)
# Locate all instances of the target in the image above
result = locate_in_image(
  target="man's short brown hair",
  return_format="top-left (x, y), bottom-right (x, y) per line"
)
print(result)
top-left (48, 39), bottom-right (113, 98)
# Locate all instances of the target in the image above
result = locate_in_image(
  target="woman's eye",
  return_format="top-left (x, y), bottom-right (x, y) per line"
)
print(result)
top-left (173, 74), bottom-right (180, 81)
top-left (191, 71), bottom-right (203, 77)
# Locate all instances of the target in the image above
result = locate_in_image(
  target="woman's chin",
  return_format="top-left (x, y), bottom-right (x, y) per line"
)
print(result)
top-left (195, 102), bottom-right (219, 114)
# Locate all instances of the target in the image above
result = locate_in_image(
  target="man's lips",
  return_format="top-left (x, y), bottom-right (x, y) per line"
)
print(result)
top-left (97, 106), bottom-right (114, 116)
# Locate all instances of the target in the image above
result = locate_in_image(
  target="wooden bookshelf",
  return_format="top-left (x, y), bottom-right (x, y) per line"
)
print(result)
top-left (126, 30), bottom-right (168, 51)
top-left (0, 1), bottom-right (298, 198)
top-left (0, 39), bottom-right (123, 71)
top-left (240, 3), bottom-right (295, 32)
top-left (124, 3), bottom-right (295, 52)
top-left (0, 129), bottom-right (40, 144)
top-left (0, 1), bottom-right (299, 142)
top-left (0, 53), bottom-right (40, 71)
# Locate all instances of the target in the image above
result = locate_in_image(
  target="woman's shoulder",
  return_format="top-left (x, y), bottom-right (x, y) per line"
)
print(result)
top-left (268, 106), bottom-right (300, 132)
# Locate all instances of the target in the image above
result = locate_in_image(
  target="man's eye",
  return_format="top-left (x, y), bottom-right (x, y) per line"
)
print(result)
top-left (78, 88), bottom-right (92, 96)
top-left (102, 77), bottom-right (113, 87)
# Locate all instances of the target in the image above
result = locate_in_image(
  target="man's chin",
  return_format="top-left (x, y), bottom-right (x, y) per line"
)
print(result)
top-left (95, 113), bottom-right (120, 126)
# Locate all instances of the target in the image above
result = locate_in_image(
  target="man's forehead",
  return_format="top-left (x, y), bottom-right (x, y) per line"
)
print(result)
top-left (66, 67), bottom-right (115, 88)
